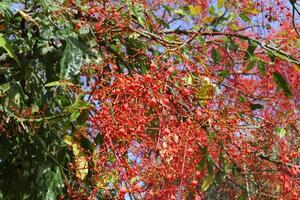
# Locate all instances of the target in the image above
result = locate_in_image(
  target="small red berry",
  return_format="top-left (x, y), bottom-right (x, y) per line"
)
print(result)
top-left (75, 22), bottom-right (81, 29)
top-left (95, 23), bottom-right (101, 32)
top-left (145, 74), bottom-right (152, 82)
top-left (164, 128), bottom-right (171, 134)
top-left (112, 65), bottom-right (118, 71)
top-left (182, 88), bottom-right (190, 96)
top-left (150, 64), bottom-right (157, 71)
top-left (191, 180), bottom-right (198, 187)
top-left (163, 98), bottom-right (169, 104)
top-left (120, 187), bottom-right (127, 193)
top-left (196, 110), bottom-right (201, 118)
top-left (195, 171), bottom-right (201, 177)
top-left (119, 128), bottom-right (126, 134)
top-left (187, 147), bottom-right (193, 154)
top-left (186, 118), bottom-right (192, 125)
top-left (149, 98), bottom-right (157, 107)
top-left (167, 67), bottom-right (174, 75)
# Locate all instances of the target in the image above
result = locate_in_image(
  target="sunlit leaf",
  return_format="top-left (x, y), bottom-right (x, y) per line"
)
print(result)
top-left (189, 5), bottom-right (201, 15)
top-left (217, 0), bottom-right (225, 9)
top-left (201, 175), bottom-right (214, 191)
top-left (243, 7), bottom-right (260, 15)
top-left (0, 34), bottom-right (20, 66)
top-left (64, 135), bottom-right (88, 180)
top-left (275, 127), bottom-right (286, 138)
top-left (44, 81), bottom-right (75, 87)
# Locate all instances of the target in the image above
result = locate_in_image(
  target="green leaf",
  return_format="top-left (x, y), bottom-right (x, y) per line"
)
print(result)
top-left (94, 134), bottom-right (104, 145)
top-left (272, 72), bottom-right (292, 98)
top-left (257, 60), bottom-right (266, 75)
top-left (207, 157), bottom-right (214, 175)
top-left (0, 34), bottom-right (20, 66)
top-left (69, 110), bottom-right (80, 122)
top-left (197, 156), bottom-right (207, 171)
top-left (246, 59), bottom-right (256, 71)
top-left (155, 18), bottom-right (170, 29)
top-left (60, 38), bottom-right (84, 80)
top-left (218, 70), bottom-right (230, 78)
top-left (201, 174), bottom-right (214, 192)
top-left (0, 82), bottom-right (11, 95)
top-left (245, 41), bottom-right (257, 60)
top-left (295, 40), bottom-right (300, 48)
top-left (238, 192), bottom-right (247, 200)
top-left (239, 13), bottom-right (251, 23)
top-left (239, 95), bottom-right (245, 103)
top-left (44, 81), bottom-right (75, 87)
top-left (275, 127), bottom-right (286, 138)
top-left (128, 2), bottom-right (145, 25)
top-left (227, 39), bottom-right (239, 53)
top-left (175, 6), bottom-right (190, 16)
top-left (267, 52), bottom-right (276, 62)
top-left (211, 48), bottom-right (221, 64)
top-left (250, 104), bottom-right (264, 110)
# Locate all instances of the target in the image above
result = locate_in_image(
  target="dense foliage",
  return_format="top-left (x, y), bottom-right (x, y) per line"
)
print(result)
top-left (0, 0), bottom-right (300, 199)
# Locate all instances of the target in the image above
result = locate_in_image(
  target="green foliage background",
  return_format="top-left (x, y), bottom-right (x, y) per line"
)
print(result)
top-left (0, 0), bottom-right (89, 199)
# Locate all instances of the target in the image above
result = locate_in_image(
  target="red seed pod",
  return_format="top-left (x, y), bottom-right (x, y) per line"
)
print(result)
top-left (167, 67), bottom-right (174, 75)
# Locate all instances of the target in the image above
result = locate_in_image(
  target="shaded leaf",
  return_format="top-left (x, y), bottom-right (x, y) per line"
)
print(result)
top-left (60, 38), bottom-right (84, 80)
top-left (245, 41), bottom-right (257, 60)
top-left (218, 70), bottom-right (230, 78)
top-left (227, 39), bottom-right (239, 53)
top-left (257, 60), bottom-right (266, 75)
top-left (211, 48), bottom-right (221, 64)
top-left (272, 72), bottom-right (292, 98)
top-left (250, 104), bottom-right (263, 110)
top-left (246, 59), bottom-right (256, 71)
top-left (238, 191), bottom-right (247, 200)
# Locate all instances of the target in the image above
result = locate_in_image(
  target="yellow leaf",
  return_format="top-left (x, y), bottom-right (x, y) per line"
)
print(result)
top-left (229, 23), bottom-right (241, 31)
top-left (189, 5), bottom-right (201, 15)
top-left (63, 135), bottom-right (73, 146)
top-left (75, 156), bottom-right (88, 180)
top-left (243, 7), bottom-right (260, 15)
top-left (201, 175), bottom-right (214, 191)
top-left (197, 83), bottom-right (215, 106)
top-left (203, 16), bottom-right (214, 24)
top-left (217, 0), bottom-right (225, 9)
top-left (64, 135), bottom-right (88, 180)
top-left (19, 11), bottom-right (38, 26)
top-left (96, 171), bottom-right (118, 188)
top-left (292, 64), bottom-right (300, 73)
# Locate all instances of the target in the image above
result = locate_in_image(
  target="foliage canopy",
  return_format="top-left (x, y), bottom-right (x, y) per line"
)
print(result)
top-left (0, 0), bottom-right (300, 199)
